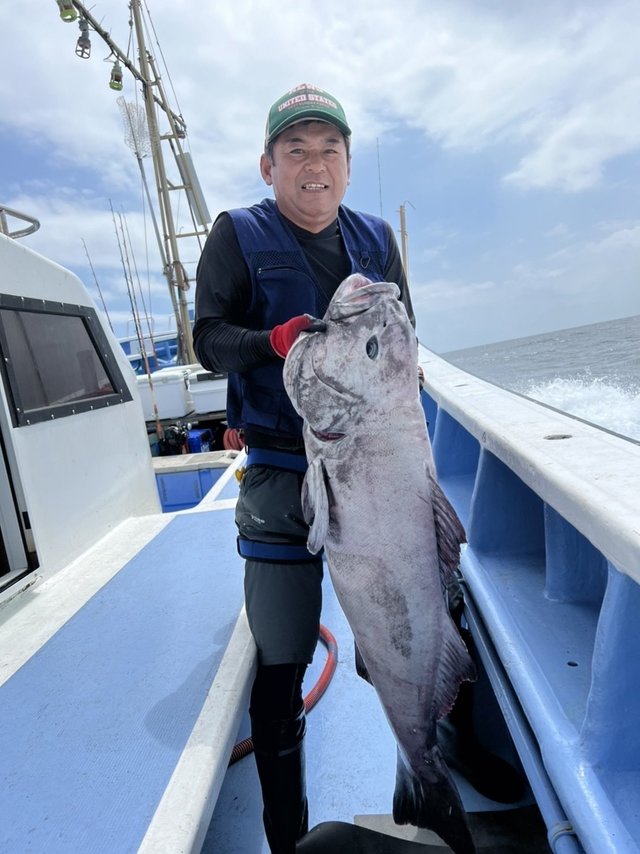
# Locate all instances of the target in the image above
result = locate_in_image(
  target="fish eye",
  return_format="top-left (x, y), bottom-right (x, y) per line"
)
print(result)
top-left (365, 336), bottom-right (379, 359)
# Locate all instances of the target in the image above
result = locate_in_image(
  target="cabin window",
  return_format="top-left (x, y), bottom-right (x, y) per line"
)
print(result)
top-left (0, 296), bottom-right (132, 426)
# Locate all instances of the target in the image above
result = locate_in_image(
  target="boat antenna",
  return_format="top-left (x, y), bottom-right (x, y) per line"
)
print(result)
top-left (398, 200), bottom-right (415, 286)
top-left (376, 138), bottom-right (384, 218)
top-left (81, 237), bottom-right (113, 332)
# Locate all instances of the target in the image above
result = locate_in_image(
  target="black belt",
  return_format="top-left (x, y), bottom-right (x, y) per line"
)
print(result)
top-left (243, 428), bottom-right (306, 454)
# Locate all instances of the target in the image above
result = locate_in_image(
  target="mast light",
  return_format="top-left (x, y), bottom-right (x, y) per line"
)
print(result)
top-left (75, 17), bottom-right (91, 58)
top-left (109, 61), bottom-right (124, 91)
top-left (56, 0), bottom-right (77, 22)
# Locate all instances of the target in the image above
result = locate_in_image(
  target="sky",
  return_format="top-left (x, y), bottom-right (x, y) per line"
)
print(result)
top-left (2, 0), bottom-right (639, 353)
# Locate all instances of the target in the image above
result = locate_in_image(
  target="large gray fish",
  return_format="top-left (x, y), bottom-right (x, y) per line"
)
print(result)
top-left (283, 274), bottom-right (477, 854)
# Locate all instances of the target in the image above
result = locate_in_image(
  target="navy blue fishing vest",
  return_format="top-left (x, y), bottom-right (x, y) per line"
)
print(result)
top-left (226, 198), bottom-right (389, 437)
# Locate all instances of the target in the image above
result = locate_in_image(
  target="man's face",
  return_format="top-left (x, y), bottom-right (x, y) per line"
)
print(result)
top-left (260, 121), bottom-right (351, 233)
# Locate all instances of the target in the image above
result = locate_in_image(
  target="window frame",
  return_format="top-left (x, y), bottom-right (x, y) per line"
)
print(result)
top-left (0, 294), bottom-right (133, 427)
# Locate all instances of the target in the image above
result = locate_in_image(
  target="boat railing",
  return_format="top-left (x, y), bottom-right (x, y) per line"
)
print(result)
top-left (420, 345), bottom-right (640, 854)
top-left (0, 205), bottom-right (41, 240)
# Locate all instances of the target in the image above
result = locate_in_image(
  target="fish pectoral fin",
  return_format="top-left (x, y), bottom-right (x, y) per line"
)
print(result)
top-left (301, 458), bottom-right (330, 554)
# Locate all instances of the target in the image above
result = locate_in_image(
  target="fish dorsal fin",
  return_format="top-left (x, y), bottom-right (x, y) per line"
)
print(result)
top-left (428, 469), bottom-right (476, 717)
top-left (428, 470), bottom-right (466, 587)
top-left (302, 458), bottom-right (330, 554)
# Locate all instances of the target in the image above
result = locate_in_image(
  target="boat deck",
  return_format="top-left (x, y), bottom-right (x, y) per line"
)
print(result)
top-left (0, 455), bottom-right (550, 853)
top-left (0, 466), bottom-right (251, 853)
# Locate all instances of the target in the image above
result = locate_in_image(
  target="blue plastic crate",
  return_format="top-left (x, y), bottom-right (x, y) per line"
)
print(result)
top-left (155, 468), bottom-right (224, 512)
top-left (187, 428), bottom-right (213, 454)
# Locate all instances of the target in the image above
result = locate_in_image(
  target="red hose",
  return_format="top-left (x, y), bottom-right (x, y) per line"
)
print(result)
top-left (228, 624), bottom-right (339, 766)
top-left (304, 624), bottom-right (339, 710)
top-left (223, 428), bottom-right (245, 451)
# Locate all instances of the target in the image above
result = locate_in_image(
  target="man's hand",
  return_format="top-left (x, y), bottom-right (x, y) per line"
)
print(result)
top-left (270, 314), bottom-right (327, 358)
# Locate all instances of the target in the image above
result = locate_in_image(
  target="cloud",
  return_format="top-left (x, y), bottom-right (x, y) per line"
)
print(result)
top-left (504, 79), bottom-right (640, 191)
top-left (412, 277), bottom-right (498, 309)
top-left (545, 223), bottom-right (572, 238)
top-left (591, 224), bottom-right (640, 252)
top-left (4, 0), bottom-right (639, 349)
top-left (6, 189), bottom-right (184, 324)
top-left (6, 0), bottom-right (640, 201)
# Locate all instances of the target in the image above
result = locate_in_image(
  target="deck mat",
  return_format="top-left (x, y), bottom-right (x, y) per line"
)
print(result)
top-left (0, 509), bottom-right (244, 853)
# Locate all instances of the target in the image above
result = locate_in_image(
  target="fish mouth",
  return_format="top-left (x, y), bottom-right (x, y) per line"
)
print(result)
top-left (310, 428), bottom-right (345, 442)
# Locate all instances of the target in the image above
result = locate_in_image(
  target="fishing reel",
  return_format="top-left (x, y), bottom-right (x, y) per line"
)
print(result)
top-left (158, 424), bottom-right (189, 456)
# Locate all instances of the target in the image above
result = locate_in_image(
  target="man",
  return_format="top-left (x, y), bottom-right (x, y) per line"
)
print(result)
top-left (193, 83), bottom-right (414, 854)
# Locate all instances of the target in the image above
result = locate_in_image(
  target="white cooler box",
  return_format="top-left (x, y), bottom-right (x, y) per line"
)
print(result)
top-left (136, 368), bottom-right (193, 421)
top-left (189, 368), bottom-right (228, 416)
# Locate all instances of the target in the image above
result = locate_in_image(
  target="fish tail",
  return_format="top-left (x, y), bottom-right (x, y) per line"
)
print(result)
top-left (393, 747), bottom-right (476, 854)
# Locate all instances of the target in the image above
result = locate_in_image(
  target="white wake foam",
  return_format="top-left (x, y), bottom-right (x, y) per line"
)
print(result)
top-left (523, 377), bottom-right (640, 441)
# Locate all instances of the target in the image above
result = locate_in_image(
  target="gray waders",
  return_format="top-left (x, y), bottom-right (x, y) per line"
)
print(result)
top-left (236, 448), bottom-right (322, 852)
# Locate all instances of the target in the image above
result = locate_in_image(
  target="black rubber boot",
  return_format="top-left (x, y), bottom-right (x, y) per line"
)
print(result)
top-left (252, 703), bottom-right (309, 854)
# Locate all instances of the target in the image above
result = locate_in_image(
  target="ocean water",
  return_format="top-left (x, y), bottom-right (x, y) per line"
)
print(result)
top-left (442, 314), bottom-right (640, 442)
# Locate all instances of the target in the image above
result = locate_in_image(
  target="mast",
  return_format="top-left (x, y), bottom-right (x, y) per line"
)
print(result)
top-left (128, 0), bottom-right (194, 364)
top-left (58, 0), bottom-right (211, 365)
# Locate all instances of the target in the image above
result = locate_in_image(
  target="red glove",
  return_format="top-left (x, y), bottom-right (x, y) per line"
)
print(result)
top-left (269, 314), bottom-right (327, 358)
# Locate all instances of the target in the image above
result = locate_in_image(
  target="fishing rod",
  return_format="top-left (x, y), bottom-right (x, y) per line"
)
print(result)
top-left (110, 200), bottom-right (165, 442)
top-left (81, 238), bottom-right (114, 333)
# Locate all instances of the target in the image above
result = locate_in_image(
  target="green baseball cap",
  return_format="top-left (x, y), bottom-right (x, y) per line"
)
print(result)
top-left (265, 83), bottom-right (352, 146)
